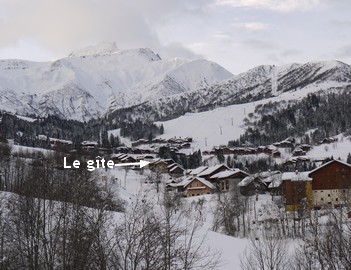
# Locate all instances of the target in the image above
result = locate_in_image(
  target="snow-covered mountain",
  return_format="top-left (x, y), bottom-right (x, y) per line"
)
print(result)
top-left (1, 42), bottom-right (351, 123)
top-left (106, 60), bottom-right (351, 123)
top-left (0, 43), bottom-right (233, 121)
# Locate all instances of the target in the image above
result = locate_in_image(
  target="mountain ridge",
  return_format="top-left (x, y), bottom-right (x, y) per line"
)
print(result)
top-left (0, 46), bottom-right (232, 121)
top-left (0, 45), bottom-right (350, 122)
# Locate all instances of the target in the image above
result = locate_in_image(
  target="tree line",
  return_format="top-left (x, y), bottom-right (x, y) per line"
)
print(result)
top-left (230, 89), bottom-right (351, 146)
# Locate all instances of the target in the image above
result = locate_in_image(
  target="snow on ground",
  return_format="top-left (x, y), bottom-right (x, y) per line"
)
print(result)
top-left (14, 114), bottom-right (37, 122)
top-left (10, 144), bottom-right (54, 155)
top-left (306, 134), bottom-right (351, 162)
top-left (95, 166), bottom-right (296, 269)
top-left (157, 83), bottom-right (346, 151)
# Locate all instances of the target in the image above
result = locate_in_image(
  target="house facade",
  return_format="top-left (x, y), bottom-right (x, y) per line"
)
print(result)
top-left (210, 169), bottom-right (248, 192)
top-left (309, 160), bottom-right (351, 208)
top-left (281, 171), bottom-right (312, 211)
top-left (183, 177), bottom-right (215, 197)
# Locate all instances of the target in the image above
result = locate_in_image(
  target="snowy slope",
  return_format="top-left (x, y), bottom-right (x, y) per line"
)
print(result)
top-left (0, 43), bottom-right (233, 121)
top-left (112, 60), bottom-right (351, 124)
top-left (156, 82), bottom-right (349, 150)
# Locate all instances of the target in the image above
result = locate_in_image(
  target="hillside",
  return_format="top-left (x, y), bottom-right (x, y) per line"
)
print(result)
top-left (105, 60), bottom-right (351, 123)
top-left (0, 43), bottom-right (232, 121)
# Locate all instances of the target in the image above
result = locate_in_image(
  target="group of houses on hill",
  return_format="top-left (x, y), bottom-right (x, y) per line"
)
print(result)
top-left (131, 137), bottom-right (192, 148)
top-left (236, 159), bottom-right (351, 211)
top-left (282, 160), bottom-right (351, 211)
top-left (166, 164), bottom-right (249, 197)
top-left (109, 146), bottom-right (351, 212)
top-left (162, 159), bottom-right (351, 212)
top-left (203, 138), bottom-right (314, 159)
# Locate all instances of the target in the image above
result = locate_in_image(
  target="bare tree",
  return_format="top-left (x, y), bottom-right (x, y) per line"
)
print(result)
top-left (241, 235), bottom-right (290, 270)
top-left (212, 186), bottom-right (250, 237)
top-left (110, 192), bottom-right (221, 270)
top-left (293, 207), bottom-right (351, 270)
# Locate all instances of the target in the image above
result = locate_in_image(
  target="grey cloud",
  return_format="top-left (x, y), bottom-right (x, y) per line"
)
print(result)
top-left (242, 39), bottom-right (276, 50)
top-left (330, 20), bottom-right (351, 28)
top-left (0, 0), bottom-right (211, 59)
top-left (335, 45), bottom-right (351, 58)
top-left (280, 49), bottom-right (302, 57)
top-left (159, 42), bottom-right (203, 60)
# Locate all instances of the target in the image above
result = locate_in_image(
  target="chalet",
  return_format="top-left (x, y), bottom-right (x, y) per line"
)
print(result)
top-left (183, 177), bottom-right (215, 197)
top-left (131, 139), bottom-right (148, 147)
top-left (300, 144), bottom-right (312, 152)
top-left (111, 153), bottom-right (127, 162)
top-left (209, 169), bottom-right (248, 192)
top-left (38, 135), bottom-right (73, 150)
top-left (281, 171), bottom-right (312, 211)
top-left (271, 150), bottom-right (281, 158)
top-left (163, 159), bottom-right (176, 165)
top-left (165, 180), bottom-right (185, 193)
top-left (81, 141), bottom-right (98, 150)
top-left (292, 147), bottom-right (306, 156)
top-left (309, 160), bottom-right (351, 208)
top-left (189, 166), bottom-right (208, 176)
top-left (197, 164), bottom-right (229, 180)
top-left (169, 165), bottom-right (184, 178)
top-left (273, 137), bottom-right (295, 148)
top-left (238, 171), bottom-right (279, 196)
top-left (181, 142), bottom-right (191, 149)
top-left (238, 175), bottom-right (266, 196)
top-left (318, 137), bottom-right (338, 145)
top-left (120, 156), bottom-right (136, 163)
top-left (150, 160), bottom-right (169, 173)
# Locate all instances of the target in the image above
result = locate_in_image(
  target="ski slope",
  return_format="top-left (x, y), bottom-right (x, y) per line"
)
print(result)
top-left (157, 81), bottom-right (350, 151)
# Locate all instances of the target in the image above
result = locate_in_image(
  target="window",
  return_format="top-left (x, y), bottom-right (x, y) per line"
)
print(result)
top-left (328, 194), bottom-right (331, 197)
top-left (321, 198), bottom-right (324, 201)
top-left (336, 198), bottom-right (339, 201)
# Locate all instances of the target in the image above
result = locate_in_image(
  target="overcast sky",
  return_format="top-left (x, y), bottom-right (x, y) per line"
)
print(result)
top-left (0, 0), bottom-right (350, 74)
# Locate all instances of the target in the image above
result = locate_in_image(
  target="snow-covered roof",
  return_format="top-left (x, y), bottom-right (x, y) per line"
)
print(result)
top-left (111, 153), bottom-right (126, 158)
top-left (184, 177), bottom-right (215, 189)
top-left (259, 171), bottom-right (280, 178)
top-left (167, 163), bottom-right (177, 169)
top-left (210, 169), bottom-right (248, 179)
top-left (198, 164), bottom-right (228, 177)
top-left (170, 165), bottom-right (184, 173)
top-left (238, 175), bottom-right (255, 187)
top-left (262, 173), bottom-right (282, 183)
top-left (281, 171), bottom-right (311, 181)
top-left (37, 135), bottom-right (72, 145)
top-left (189, 166), bottom-right (208, 175)
top-left (81, 141), bottom-right (98, 146)
top-left (308, 159), bottom-right (351, 175)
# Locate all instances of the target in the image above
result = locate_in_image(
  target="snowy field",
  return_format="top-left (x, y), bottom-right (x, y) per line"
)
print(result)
top-left (96, 167), bottom-right (299, 269)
